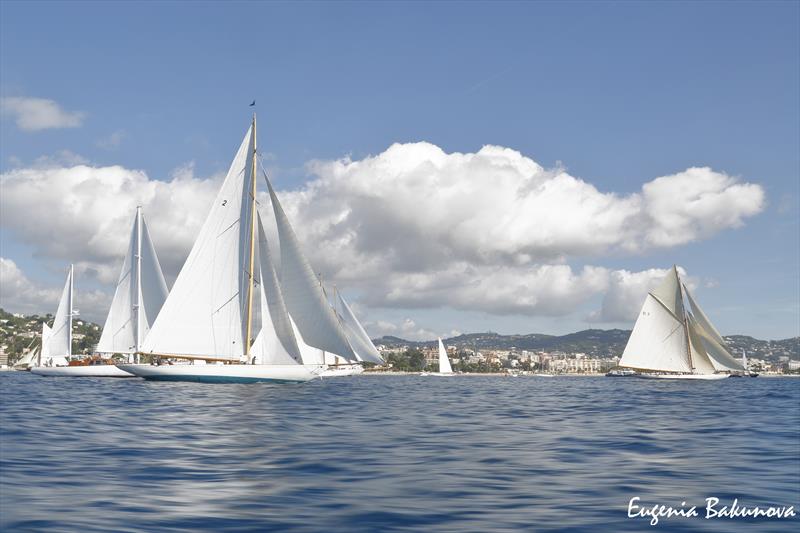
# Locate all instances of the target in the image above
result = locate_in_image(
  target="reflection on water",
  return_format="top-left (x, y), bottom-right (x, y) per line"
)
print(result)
top-left (1, 374), bottom-right (798, 531)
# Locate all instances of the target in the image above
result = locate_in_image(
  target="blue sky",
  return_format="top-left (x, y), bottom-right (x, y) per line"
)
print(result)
top-left (1, 1), bottom-right (798, 340)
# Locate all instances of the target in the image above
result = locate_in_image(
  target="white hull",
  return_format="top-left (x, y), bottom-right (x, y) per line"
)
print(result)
top-left (420, 372), bottom-right (455, 377)
top-left (320, 364), bottom-right (364, 377)
top-left (636, 373), bottom-right (730, 380)
top-left (31, 365), bottom-right (135, 378)
top-left (117, 363), bottom-right (319, 383)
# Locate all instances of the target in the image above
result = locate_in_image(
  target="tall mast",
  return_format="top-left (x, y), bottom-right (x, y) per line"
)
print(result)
top-left (134, 206), bottom-right (143, 357)
top-left (244, 114), bottom-right (258, 361)
top-left (68, 264), bottom-right (74, 358)
top-left (676, 266), bottom-right (693, 371)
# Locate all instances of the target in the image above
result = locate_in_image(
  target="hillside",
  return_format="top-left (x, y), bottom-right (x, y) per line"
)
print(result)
top-left (0, 308), bottom-right (102, 364)
top-left (374, 329), bottom-right (799, 362)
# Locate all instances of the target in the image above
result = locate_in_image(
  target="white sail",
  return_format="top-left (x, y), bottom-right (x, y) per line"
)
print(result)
top-left (689, 315), bottom-right (744, 372)
top-left (683, 284), bottom-right (726, 347)
top-left (686, 316), bottom-right (717, 374)
top-left (250, 213), bottom-right (303, 365)
top-left (438, 338), bottom-right (453, 374)
top-left (290, 317), bottom-right (326, 365)
top-left (264, 175), bottom-right (356, 360)
top-left (46, 265), bottom-right (73, 357)
top-left (40, 323), bottom-right (52, 364)
top-left (650, 265), bottom-right (685, 320)
top-left (619, 294), bottom-right (692, 373)
top-left (142, 126), bottom-right (256, 359)
top-left (97, 207), bottom-right (169, 355)
top-left (742, 350), bottom-right (748, 369)
top-left (335, 291), bottom-right (384, 364)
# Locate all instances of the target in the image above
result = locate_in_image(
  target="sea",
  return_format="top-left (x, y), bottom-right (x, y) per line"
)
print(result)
top-left (1, 372), bottom-right (798, 532)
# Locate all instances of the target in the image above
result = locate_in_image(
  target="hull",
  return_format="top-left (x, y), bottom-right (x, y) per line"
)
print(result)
top-left (636, 373), bottom-right (729, 380)
top-left (117, 363), bottom-right (319, 383)
top-left (421, 372), bottom-right (455, 377)
top-left (320, 364), bottom-right (364, 378)
top-left (31, 365), bottom-right (135, 378)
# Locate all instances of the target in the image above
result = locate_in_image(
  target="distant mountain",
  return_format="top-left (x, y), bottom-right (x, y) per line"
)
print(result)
top-left (373, 329), bottom-right (799, 361)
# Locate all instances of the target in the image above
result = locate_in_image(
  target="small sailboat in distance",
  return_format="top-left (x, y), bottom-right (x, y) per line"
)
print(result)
top-left (30, 265), bottom-right (75, 375)
top-left (422, 339), bottom-right (455, 376)
top-left (619, 265), bottom-right (743, 380)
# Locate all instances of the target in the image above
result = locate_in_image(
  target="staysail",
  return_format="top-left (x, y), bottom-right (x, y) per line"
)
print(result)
top-left (142, 125), bottom-right (256, 359)
top-left (335, 290), bottom-right (384, 364)
top-left (438, 338), bottom-right (453, 374)
top-left (97, 207), bottom-right (168, 355)
top-left (250, 212), bottom-right (304, 365)
top-left (264, 175), bottom-right (357, 361)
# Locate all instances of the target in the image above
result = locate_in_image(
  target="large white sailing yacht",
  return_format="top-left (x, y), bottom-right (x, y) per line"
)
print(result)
top-left (119, 116), bottom-right (368, 383)
top-left (619, 265), bottom-right (744, 380)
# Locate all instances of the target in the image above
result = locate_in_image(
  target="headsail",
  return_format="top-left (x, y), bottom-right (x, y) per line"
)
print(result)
top-left (683, 284), bottom-right (726, 347)
top-left (97, 207), bottom-right (168, 355)
top-left (142, 126), bottom-right (256, 359)
top-left (250, 212), bottom-right (303, 365)
top-left (689, 314), bottom-right (744, 372)
top-left (619, 293), bottom-right (692, 373)
top-left (686, 315), bottom-right (717, 374)
top-left (335, 290), bottom-right (384, 364)
top-left (438, 338), bottom-right (453, 374)
top-left (264, 174), bottom-right (357, 360)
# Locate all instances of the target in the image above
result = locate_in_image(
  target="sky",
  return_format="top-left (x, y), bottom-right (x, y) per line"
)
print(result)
top-left (1, 1), bottom-right (798, 340)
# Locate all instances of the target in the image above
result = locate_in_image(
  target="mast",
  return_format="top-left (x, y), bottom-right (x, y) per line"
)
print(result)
top-left (244, 113), bottom-right (258, 361)
top-left (675, 266), bottom-right (692, 371)
top-left (67, 264), bottom-right (74, 358)
top-left (134, 206), bottom-right (143, 358)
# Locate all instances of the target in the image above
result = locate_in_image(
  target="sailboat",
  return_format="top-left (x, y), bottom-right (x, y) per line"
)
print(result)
top-left (12, 338), bottom-right (39, 370)
top-left (119, 116), bottom-right (354, 383)
top-left (30, 266), bottom-right (75, 375)
top-left (735, 350), bottom-right (758, 378)
top-left (36, 208), bottom-right (169, 377)
top-left (619, 265), bottom-right (743, 380)
top-left (318, 288), bottom-right (384, 376)
top-left (422, 338), bottom-right (455, 377)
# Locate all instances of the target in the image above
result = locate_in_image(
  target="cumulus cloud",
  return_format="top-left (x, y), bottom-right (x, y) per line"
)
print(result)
top-left (587, 267), bottom-right (699, 323)
top-left (1, 96), bottom-right (85, 131)
top-left (0, 258), bottom-right (110, 321)
top-left (364, 317), bottom-right (460, 342)
top-left (0, 160), bottom-right (221, 285)
top-left (0, 141), bottom-right (765, 324)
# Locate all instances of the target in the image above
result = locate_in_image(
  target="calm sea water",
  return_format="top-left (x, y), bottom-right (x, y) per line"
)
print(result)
top-left (1, 373), bottom-right (798, 532)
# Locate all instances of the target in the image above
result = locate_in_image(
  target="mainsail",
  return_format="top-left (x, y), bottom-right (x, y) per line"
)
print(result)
top-left (142, 125), bottom-right (256, 359)
top-left (438, 338), bottom-right (453, 374)
top-left (45, 265), bottom-right (73, 357)
top-left (97, 207), bottom-right (168, 355)
top-left (264, 175), bottom-right (357, 361)
top-left (335, 290), bottom-right (384, 364)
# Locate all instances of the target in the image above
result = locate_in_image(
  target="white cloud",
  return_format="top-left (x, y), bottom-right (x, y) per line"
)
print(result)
top-left (1, 96), bottom-right (85, 131)
top-left (363, 317), bottom-right (460, 342)
top-left (587, 267), bottom-right (698, 323)
top-left (0, 141), bottom-right (765, 325)
top-left (0, 159), bottom-right (221, 285)
top-left (0, 258), bottom-right (110, 321)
